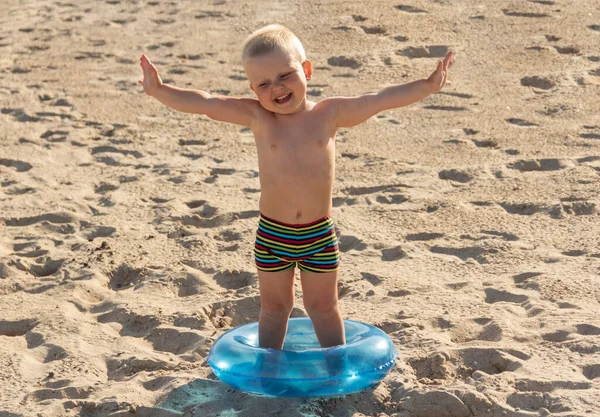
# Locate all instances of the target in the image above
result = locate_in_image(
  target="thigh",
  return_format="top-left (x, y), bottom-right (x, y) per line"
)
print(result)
top-left (299, 269), bottom-right (340, 311)
top-left (257, 268), bottom-right (296, 310)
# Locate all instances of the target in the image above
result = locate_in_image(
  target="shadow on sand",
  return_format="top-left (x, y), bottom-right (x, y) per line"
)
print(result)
top-left (148, 377), bottom-right (383, 417)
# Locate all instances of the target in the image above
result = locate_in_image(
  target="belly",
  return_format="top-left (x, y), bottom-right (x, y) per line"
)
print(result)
top-left (258, 167), bottom-right (334, 224)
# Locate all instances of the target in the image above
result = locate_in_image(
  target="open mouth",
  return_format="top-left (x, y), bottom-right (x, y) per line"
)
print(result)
top-left (274, 92), bottom-right (292, 104)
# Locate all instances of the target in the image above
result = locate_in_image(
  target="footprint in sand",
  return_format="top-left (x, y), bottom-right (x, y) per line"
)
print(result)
top-left (508, 158), bottom-right (573, 172)
top-left (91, 145), bottom-right (144, 159)
top-left (395, 5), bottom-right (427, 14)
top-left (332, 26), bottom-right (355, 32)
top-left (375, 194), bottom-right (409, 204)
top-left (582, 364), bottom-right (600, 380)
top-left (144, 327), bottom-right (210, 355)
top-left (542, 324), bottom-right (600, 343)
top-left (174, 270), bottom-right (220, 297)
top-left (27, 386), bottom-right (93, 403)
top-left (361, 25), bottom-right (387, 35)
top-left (513, 272), bottom-right (544, 291)
top-left (515, 377), bottom-right (591, 392)
top-left (195, 10), bottom-right (235, 20)
top-left (106, 264), bottom-right (150, 291)
top-left (75, 51), bottom-right (104, 60)
top-left (579, 126), bottom-right (600, 140)
top-left (394, 390), bottom-right (470, 417)
top-left (430, 245), bottom-right (498, 264)
top-left (503, 9), bottom-right (549, 18)
top-left (327, 56), bottom-right (361, 69)
top-left (398, 45), bottom-right (450, 59)
top-left (484, 288), bottom-right (529, 305)
top-left (106, 356), bottom-right (177, 381)
top-left (506, 118), bottom-right (538, 127)
top-left (521, 75), bottom-right (555, 90)
top-left (381, 246), bottom-right (407, 261)
top-left (16, 257), bottom-right (66, 278)
top-left (0, 319), bottom-right (39, 337)
top-left (2, 108), bottom-right (42, 122)
top-left (152, 18), bottom-right (175, 25)
top-left (337, 234), bottom-right (367, 252)
top-left (424, 105), bottom-right (468, 111)
top-left (2, 212), bottom-right (77, 227)
top-left (94, 181), bottom-right (119, 194)
top-left (212, 270), bottom-right (256, 290)
top-left (500, 202), bottom-right (567, 218)
top-left (177, 210), bottom-right (258, 229)
top-left (506, 391), bottom-right (571, 413)
top-left (438, 169), bottom-right (474, 183)
top-left (0, 158), bottom-right (33, 172)
top-left (96, 306), bottom-right (161, 337)
top-left (111, 18), bottom-right (136, 25)
top-left (554, 45), bottom-right (580, 55)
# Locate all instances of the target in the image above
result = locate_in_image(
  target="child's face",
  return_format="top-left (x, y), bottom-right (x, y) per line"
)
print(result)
top-left (245, 48), bottom-right (312, 115)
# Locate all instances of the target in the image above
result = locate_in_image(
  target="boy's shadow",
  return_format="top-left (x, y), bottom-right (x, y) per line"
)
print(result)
top-left (155, 377), bottom-right (374, 417)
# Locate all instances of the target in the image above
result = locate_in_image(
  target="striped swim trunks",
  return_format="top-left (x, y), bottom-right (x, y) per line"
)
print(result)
top-left (254, 213), bottom-right (340, 273)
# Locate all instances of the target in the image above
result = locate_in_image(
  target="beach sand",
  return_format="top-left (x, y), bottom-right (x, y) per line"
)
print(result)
top-left (1, 0), bottom-right (599, 416)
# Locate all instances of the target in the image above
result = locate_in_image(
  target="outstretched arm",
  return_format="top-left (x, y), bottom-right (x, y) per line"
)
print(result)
top-left (330, 51), bottom-right (453, 128)
top-left (138, 55), bottom-right (259, 127)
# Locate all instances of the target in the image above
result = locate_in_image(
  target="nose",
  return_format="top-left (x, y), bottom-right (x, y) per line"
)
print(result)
top-left (272, 82), bottom-right (285, 96)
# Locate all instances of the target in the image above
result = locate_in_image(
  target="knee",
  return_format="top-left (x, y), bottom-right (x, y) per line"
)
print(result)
top-left (260, 298), bottom-right (294, 318)
top-left (304, 297), bottom-right (338, 319)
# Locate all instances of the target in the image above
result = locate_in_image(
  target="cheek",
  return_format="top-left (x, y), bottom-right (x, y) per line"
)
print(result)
top-left (258, 90), bottom-right (274, 104)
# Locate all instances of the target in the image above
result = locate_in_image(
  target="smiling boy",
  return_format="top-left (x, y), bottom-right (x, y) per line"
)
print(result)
top-left (139, 24), bottom-right (453, 350)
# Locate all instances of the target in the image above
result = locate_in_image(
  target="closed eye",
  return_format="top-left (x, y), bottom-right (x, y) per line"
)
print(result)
top-left (259, 81), bottom-right (270, 88)
top-left (280, 72), bottom-right (292, 79)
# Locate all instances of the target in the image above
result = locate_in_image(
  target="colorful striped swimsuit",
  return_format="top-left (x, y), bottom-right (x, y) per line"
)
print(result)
top-left (254, 213), bottom-right (340, 273)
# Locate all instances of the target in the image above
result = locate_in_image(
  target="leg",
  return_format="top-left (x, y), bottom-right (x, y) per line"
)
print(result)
top-left (257, 267), bottom-right (296, 349)
top-left (300, 269), bottom-right (345, 348)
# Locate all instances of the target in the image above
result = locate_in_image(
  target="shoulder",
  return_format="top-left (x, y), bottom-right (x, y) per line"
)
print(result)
top-left (312, 97), bottom-right (340, 117)
top-left (239, 98), bottom-right (270, 122)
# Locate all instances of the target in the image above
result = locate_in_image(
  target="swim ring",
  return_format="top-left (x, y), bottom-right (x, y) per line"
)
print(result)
top-left (207, 317), bottom-right (398, 397)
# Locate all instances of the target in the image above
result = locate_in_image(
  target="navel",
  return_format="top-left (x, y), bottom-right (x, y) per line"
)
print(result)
top-left (270, 144), bottom-right (276, 152)
top-left (317, 139), bottom-right (324, 148)
top-left (296, 210), bottom-right (302, 220)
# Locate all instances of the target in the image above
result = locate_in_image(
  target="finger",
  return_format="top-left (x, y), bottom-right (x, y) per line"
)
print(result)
top-left (437, 59), bottom-right (444, 73)
top-left (141, 55), bottom-right (154, 71)
top-left (443, 51), bottom-right (453, 68)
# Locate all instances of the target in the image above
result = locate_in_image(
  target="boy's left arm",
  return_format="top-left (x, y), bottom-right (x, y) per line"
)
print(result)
top-left (329, 51), bottom-right (453, 128)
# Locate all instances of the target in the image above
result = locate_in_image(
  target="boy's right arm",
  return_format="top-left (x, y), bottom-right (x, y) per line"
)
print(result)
top-left (139, 55), bottom-right (259, 128)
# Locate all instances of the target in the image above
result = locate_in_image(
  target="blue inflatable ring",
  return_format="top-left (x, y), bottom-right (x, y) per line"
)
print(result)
top-left (207, 318), bottom-right (398, 397)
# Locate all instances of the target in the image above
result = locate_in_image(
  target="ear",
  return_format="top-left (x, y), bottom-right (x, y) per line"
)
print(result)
top-left (249, 84), bottom-right (256, 94)
top-left (302, 59), bottom-right (313, 81)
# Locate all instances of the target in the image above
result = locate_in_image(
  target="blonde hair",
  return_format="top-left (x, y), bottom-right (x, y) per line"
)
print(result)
top-left (242, 24), bottom-right (306, 64)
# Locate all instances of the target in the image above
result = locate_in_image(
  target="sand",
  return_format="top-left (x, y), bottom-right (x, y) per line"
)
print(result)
top-left (1, 0), bottom-right (599, 416)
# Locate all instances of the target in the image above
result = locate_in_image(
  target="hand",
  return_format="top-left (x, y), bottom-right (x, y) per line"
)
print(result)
top-left (427, 51), bottom-right (453, 93)
top-left (138, 55), bottom-right (163, 96)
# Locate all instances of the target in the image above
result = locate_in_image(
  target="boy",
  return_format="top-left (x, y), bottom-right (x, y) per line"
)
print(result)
top-left (139, 24), bottom-right (453, 350)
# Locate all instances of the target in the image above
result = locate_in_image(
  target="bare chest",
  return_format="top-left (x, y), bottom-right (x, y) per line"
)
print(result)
top-left (256, 121), bottom-right (336, 174)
